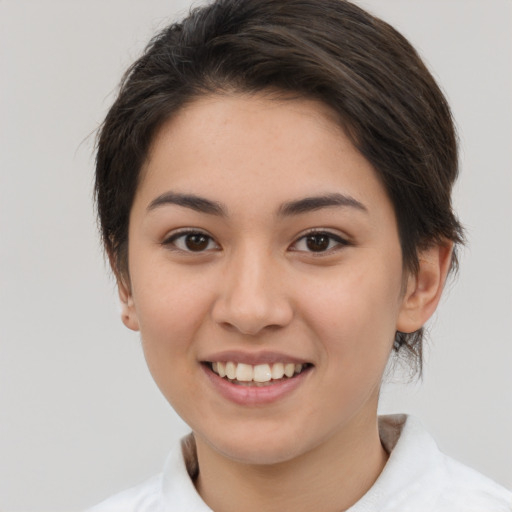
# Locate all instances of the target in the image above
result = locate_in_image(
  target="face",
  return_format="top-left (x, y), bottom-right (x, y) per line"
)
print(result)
top-left (122, 93), bottom-right (411, 465)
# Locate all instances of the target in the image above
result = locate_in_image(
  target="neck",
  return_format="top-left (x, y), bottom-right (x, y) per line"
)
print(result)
top-left (194, 413), bottom-right (388, 512)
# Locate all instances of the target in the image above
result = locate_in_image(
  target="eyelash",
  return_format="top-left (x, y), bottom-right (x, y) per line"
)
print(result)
top-left (162, 229), bottom-right (350, 255)
top-left (162, 229), bottom-right (220, 253)
top-left (291, 230), bottom-right (350, 254)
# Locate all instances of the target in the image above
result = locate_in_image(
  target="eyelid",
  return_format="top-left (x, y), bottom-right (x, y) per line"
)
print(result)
top-left (160, 227), bottom-right (349, 254)
top-left (162, 228), bottom-right (220, 252)
top-left (289, 228), bottom-right (351, 254)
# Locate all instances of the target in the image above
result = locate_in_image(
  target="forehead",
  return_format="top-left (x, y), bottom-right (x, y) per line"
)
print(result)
top-left (146, 93), bottom-right (343, 167)
top-left (138, 94), bottom-right (392, 220)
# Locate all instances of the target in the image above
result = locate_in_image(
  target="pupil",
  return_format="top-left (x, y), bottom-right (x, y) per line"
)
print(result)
top-left (185, 234), bottom-right (209, 251)
top-left (306, 234), bottom-right (329, 252)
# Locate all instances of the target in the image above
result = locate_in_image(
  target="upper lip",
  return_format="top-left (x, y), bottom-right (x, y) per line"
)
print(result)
top-left (201, 350), bottom-right (311, 366)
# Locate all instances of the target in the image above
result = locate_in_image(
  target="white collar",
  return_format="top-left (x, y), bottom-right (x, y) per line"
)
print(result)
top-left (157, 414), bottom-right (511, 512)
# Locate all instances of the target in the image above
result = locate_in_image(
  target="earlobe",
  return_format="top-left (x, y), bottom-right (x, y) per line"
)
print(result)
top-left (397, 242), bottom-right (453, 334)
top-left (107, 250), bottom-right (140, 332)
top-left (117, 276), bottom-right (140, 332)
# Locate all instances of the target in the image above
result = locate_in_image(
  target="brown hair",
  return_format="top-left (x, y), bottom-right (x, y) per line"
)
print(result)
top-left (95, 0), bottom-right (464, 372)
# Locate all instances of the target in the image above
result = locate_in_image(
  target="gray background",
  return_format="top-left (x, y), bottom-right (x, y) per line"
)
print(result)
top-left (1, 1), bottom-right (511, 510)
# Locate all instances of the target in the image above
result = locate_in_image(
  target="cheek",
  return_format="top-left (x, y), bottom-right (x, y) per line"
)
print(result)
top-left (131, 271), bottom-right (215, 411)
top-left (301, 260), bottom-right (402, 362)
top-left (130, 262), bottom-right (214, 363)
top-left (299, 265), bottom-right (402, 421)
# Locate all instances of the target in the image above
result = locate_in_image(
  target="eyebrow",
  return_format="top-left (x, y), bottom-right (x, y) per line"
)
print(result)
top-left (147, 191), bottom-right (367, 217)
top-left (147, 192), bottom-right (226, 216)
top-left (278, 193), bottom-right (367, 216)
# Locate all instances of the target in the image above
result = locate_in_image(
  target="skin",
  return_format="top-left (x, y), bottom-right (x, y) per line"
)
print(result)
top-left (117, 93), bottom-right (452, 512)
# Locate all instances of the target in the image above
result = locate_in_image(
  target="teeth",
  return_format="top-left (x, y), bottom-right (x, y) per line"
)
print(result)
top-left (236, 363), bottom-right (253, 382)
top-left (271, 362), bottom-right (285, 380)
top-left (217, 361), bottom-right (226, 378)
top-left (210, 361), bottom-right (306, 382)
top-left (253, 364), bottom-right (272, 382)
top-left (225, 361), bottom-right (236, 380)
top-left (284, 363), bottom-right (295, 378)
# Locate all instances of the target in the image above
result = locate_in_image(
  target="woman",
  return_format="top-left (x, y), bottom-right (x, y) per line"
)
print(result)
top-left (90, 0), bottom-right (512, 510)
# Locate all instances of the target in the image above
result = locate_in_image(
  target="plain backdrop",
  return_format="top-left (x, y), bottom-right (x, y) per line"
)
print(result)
top-left (1, 1), bottom-right (511, 510)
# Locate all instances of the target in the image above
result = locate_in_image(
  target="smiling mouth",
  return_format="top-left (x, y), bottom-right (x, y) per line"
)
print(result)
top-left (205, 361), bottom-right (312, 386)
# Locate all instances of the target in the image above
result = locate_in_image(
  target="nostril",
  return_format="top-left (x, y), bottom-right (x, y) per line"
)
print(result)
top-left (213, 306), bottom-right (293, 336)
top-left (211, 273), bottom-right (293, 335)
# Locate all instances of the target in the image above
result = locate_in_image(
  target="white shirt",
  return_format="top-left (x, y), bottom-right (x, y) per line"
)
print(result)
top-left (87, 415), bottom-right (512, 511)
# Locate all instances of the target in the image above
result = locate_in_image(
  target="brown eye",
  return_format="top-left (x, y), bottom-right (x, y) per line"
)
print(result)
top-left (185, 233), bottom-right (210, 251)
top-left (292, 231), bottom-right (349, 254)
top-left (305, 234), bottom-right (331, 252)
top-left (164, 230), bottom-right (219, 252)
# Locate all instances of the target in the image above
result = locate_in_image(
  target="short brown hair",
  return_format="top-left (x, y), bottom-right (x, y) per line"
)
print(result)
top-left (95, 0), bottom-right (464, 372)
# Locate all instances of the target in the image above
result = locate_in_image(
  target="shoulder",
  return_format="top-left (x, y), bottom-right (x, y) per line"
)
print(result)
top-left (85, 435), bottom-right (211, 512)
top-left (431, 452), bottom-right (512, 510)
top-left (369, 415), bottom-right (512, 512)
top-left (85, 474), bottom-right (163, 512)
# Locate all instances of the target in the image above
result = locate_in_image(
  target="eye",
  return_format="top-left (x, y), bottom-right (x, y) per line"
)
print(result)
top-left (163, 230), bottom-right (220, 253)
top-left (292, 231), bottom-right (349, 253)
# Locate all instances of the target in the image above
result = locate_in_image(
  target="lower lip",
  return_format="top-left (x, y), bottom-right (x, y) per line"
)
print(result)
top-left (202, 364), bottom-right (311, 406)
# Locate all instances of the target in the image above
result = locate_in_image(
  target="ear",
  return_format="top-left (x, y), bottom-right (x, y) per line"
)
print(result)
top-left (106, 249), bottom-right (140, 332)
top-left (117, 275), bottom-right (140, 331)
top-left (397, 242), bottom-right (453, 334)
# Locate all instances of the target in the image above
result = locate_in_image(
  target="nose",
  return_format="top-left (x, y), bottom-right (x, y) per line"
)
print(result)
top-left (211, 246), bottom-right (293, 336)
